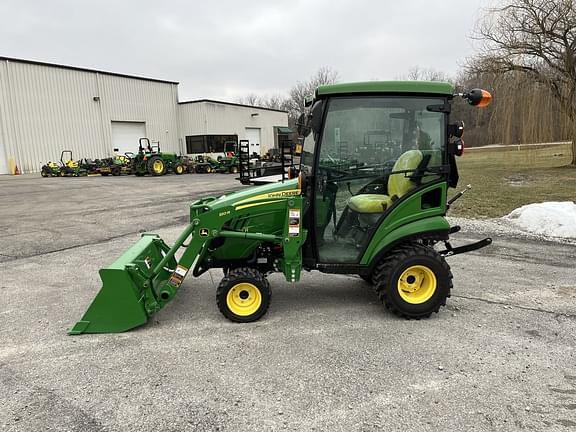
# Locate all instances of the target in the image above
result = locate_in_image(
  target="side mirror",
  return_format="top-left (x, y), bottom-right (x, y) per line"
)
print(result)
top-left (464, 89), bottom-right (492, 108)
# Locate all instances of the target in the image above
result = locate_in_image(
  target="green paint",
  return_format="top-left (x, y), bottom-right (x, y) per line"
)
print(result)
top-left (361, 183), bottom-right (449, 264)
top-left (316, 81), bottom-right (454, 97)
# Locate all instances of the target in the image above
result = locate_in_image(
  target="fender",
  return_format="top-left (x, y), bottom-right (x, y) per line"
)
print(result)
top-left (360, 216), bottom-right (450, 266)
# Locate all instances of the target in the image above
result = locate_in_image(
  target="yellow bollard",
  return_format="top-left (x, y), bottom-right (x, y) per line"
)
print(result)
top-left (9, 158), bottom-right (15, 175)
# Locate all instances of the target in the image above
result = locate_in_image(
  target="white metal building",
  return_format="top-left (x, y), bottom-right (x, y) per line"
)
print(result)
top-left (178, 100), bottom-right (288, 157)
top-left (0, 57), bottom-right (289, 174)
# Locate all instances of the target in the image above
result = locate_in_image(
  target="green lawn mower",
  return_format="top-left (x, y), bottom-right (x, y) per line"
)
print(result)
top-left (130, 138), bottom-right (185, 176)
top-left (58, 150), bottom-right (88, 177)
top-left (70, 81), bottom-right (493, 335)
top-left (193, 155), bottom-right (220, 173)
top-left (40, 161), bottom-right (61, 177)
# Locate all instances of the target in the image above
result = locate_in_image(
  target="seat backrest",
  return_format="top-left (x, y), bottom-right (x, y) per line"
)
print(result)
top-left (387, 150), bottom-right (423, 198)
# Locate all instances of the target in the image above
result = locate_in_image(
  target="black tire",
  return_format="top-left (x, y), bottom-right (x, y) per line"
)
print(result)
top-left (147, 156), bottom-right (166, 176)
top-left (41, 167), bottom-right (49, 177)
top-left (373, 243), bottom-right (452, 319)
top-left (174, 163), bottom-right (184, 175)
top-left (216, 268), bottom-right (271, 323)
top-left (111, 166), bottom-right (121, 176)
top-left (230, 166), bottom-right (238, 174)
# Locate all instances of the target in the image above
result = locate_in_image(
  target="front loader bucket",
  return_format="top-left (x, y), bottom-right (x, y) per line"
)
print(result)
top-left (69, 234), bottom-right (177, 335)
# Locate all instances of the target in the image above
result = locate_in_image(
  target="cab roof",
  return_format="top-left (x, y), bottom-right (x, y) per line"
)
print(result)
top-left (316, 81), bottom-right (454, 97)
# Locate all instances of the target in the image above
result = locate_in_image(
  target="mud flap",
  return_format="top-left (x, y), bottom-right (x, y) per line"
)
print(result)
top-left (69, 234), bottom-right (176, 335)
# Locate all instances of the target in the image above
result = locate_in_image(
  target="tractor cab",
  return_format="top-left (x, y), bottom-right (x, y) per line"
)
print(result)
top-left (297, 82), bottom-right (489, 268)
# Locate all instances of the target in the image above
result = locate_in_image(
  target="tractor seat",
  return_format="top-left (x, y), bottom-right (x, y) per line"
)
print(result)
top-left (347, 150), bottom-right (424, 214)
top-left (348, 194), bottom-right (393, 213)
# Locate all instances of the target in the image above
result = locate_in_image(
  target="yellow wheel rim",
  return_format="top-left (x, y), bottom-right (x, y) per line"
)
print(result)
top-left (176, 165), bottom-right (183, 174)
top-left (226, 283), bottom-right (262, 316)
top-left (397, 265), bottom-right (437, 304)
top-left (153, 160), bottom-right (164, 174)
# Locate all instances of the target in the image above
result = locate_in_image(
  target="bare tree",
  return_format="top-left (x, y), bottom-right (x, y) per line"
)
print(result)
top-left (474, 0), bottom-right (576, 164)
top-left (285, 67), bottom-right (340, 123)
top-left (236, 67), bottom-right (339, 134)
top-left (402, 66), bottom-right (453, 82)
top-left (237, 93), bottom-right (264, 107)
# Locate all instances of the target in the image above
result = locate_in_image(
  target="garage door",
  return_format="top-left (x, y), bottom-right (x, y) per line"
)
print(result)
top-left (111, 122), bottom-right (146, 155)
top-left (245, 128), bottom-right (261, 156)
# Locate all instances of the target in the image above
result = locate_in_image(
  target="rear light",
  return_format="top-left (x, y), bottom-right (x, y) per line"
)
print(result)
top-left (448, 138), bottom-right (465, 157)
top-left (457, 139), bottom-right (464, 156)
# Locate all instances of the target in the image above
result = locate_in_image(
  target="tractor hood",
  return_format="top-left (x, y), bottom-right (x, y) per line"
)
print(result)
top-left (190, 178), bottom-right (300, 217)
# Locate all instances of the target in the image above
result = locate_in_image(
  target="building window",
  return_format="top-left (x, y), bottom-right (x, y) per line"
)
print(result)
top-left (185, 135), bottom-right (238, 154)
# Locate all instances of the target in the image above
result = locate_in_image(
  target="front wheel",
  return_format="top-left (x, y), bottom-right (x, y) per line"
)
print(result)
top-left (174, 163), bottom-right (184, 175)
top-left (373, 243), bottom-right (452, 319)
top-left (216, 268), bottom-right (271, 323)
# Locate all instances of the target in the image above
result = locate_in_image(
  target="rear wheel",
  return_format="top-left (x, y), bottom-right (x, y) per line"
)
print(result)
top-left (147, 156), bottom-right (166, 176)
top-left (216, 268), bottom-right (271, 323)
top-left (373, 243), bottom-right (452, 319)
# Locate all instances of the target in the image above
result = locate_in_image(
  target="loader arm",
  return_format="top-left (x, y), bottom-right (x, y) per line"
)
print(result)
top-left (69, 180), bottom-right (305, 335)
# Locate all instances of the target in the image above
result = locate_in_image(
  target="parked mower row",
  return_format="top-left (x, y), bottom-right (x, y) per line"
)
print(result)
top-left (40, 138), bottom-right (248, 177)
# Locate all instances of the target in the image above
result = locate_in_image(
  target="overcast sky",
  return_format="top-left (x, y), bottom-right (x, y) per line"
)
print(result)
top-left (0, 0), bottom-right (492, 102)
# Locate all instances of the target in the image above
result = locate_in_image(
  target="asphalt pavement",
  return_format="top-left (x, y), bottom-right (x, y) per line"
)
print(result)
top-left (1, 174), bottom-right (575, 431)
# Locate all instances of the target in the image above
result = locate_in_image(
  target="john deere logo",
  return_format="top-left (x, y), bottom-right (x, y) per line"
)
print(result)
top-left (199, 228), bottom-right (209, 237)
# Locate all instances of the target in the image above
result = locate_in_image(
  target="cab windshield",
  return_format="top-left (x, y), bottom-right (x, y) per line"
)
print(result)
top-left (319, 96), bottom-right (445, 175)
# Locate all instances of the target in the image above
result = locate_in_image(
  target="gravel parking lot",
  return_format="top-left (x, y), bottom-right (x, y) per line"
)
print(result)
top-left (1, 174), bottom-right (575, 431)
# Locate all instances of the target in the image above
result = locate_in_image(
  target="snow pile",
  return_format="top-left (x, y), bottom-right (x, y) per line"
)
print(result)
top-left (503, 202), bottom-right (576, 239)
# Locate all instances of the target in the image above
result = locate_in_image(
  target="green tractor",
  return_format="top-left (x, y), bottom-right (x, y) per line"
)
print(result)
top-left (70, 81), bottom-right (492, 334)
top-left (216, 141), bottom-right (240, 174)
top-left (130, 138), bottom-right (185, 176)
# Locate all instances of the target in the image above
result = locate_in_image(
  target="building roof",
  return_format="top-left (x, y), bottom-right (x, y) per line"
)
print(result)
top-left (0, 55), bottom-right (179, 85)
top-left (316, 81), bottom-right (455, 97)
top-left (178, 99), bottom-right (287, 113)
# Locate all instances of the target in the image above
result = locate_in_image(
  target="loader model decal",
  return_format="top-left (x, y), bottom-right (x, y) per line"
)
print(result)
top-left (232, 189), bottom-right (300, 207)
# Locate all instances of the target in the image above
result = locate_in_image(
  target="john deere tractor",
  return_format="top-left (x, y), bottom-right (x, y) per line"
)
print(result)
top-left (130, 138), bottom-right (184, 176)
top-left (70, 81), bottom-right (492, 334)
top-left (216, 141), bottom-right (240, 174)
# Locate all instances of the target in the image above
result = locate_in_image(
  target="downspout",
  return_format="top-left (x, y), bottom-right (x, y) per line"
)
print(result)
top-left (95, 73), bottom-right (108, 156)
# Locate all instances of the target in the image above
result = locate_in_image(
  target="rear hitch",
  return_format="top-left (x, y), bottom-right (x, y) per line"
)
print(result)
top-left (439, 237), bottom-right (492, 257)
